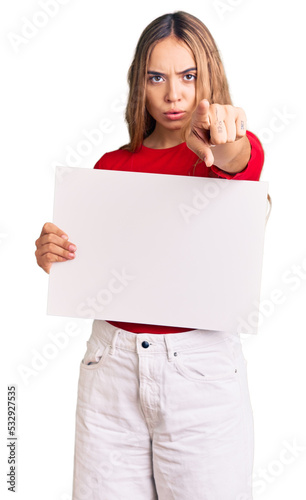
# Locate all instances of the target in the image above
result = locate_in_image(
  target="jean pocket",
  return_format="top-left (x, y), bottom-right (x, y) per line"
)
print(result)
top-left (173, 338), bottom-right (238, 382)
top-left (80, 340), bottom-right (111, 371)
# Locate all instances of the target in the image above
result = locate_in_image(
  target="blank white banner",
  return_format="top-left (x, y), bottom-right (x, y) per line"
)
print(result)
top-left (47, 167), bottom-right (268, 333)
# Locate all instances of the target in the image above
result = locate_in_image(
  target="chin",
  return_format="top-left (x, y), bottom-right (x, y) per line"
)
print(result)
top-left (164, 119), bottom-right (185, 129)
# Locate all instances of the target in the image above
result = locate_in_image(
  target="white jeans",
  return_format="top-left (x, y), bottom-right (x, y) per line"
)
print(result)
top-left (72, 320), bottom-right (254, 500)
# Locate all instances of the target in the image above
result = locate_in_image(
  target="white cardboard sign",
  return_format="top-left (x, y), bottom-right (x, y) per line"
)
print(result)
top-left (47, 167), bottom-right (268, 334)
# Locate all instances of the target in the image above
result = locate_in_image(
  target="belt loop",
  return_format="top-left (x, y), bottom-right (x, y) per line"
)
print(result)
top-left (109, 329), bottom-right (120, 355)
top-left (164, 335), bottom-right (174, 361)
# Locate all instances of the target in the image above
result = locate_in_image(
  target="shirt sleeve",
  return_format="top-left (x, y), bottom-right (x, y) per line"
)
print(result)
top-left (210, 131), bottom-right (264, 181)
top-left (94, 153), bottom-right (109, 169)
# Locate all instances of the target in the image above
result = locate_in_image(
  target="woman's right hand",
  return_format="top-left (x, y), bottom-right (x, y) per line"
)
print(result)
top-left (35, 222), bottom-right (77, 274)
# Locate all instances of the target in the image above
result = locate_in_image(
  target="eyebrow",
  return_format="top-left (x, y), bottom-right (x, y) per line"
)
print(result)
top-left (147, 67), bottom-right (197, 76)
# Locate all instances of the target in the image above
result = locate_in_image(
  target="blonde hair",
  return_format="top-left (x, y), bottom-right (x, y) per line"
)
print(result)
top-left (122, 11), bottom-right (232, 152)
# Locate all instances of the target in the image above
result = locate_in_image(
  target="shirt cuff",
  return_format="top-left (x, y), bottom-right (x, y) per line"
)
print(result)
top-left (209, 130), bottom-right (264, 181)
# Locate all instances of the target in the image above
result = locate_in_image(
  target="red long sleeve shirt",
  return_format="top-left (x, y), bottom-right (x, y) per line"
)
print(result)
top-left (94, 131), bottom-right (264, 334)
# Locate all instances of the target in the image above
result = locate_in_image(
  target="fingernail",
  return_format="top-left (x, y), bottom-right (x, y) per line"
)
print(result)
top-left (69, 253), bottom-right (75, 258)
top-left (69, 244), bottom-right (77, 251)
top-left (204, 157), bottom-right (212, 167)
top-left (61, 234), bottom-right (68, 240)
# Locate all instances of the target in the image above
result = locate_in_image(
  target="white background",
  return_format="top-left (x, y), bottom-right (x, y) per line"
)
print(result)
top-left (1, 0), bottom-right (305, 499)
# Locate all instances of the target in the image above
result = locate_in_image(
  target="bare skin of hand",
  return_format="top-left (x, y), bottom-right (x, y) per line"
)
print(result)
top-left (35, 222), bottom-right (77, 274)
top-left (186, 99), bottom-right (251, 173)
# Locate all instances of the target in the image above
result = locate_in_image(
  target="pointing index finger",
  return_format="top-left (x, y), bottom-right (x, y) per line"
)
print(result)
top-left (192, 99), bottom-right (211, 129)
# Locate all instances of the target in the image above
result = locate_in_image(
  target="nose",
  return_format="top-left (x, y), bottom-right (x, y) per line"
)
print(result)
top-left (164, 78), bottom-right (181, 103)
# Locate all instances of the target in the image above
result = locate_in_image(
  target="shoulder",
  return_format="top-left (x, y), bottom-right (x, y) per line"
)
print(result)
top-left (94, 148), bottom-right (132, 170)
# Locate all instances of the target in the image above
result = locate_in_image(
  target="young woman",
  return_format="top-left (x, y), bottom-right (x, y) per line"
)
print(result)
top-left (35, 11), bottom-right (264, 500)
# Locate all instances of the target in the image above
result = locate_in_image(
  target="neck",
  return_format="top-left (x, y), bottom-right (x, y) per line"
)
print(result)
top-left (143, 126), bottom-right (184, 149)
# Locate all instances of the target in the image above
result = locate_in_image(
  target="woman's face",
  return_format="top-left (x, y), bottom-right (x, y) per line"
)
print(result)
top-left (145, 36), bottom-right (197, 139)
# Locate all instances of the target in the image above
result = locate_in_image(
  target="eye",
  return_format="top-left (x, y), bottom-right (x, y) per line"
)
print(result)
top-left (149, 75), bottom-right (164, 83)
top-left (183, 73), bottom-right (196, 81)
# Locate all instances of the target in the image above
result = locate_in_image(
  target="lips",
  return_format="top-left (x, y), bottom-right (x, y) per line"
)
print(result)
top-left (164, 110), bottom-right (186, 120)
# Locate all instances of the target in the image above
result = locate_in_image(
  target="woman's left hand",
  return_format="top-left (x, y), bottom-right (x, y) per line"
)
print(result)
top-left (186, 99), bottom-right (249, 171)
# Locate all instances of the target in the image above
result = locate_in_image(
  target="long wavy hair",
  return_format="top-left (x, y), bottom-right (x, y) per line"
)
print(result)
top-left (121, 11), bottom-right (232, 152)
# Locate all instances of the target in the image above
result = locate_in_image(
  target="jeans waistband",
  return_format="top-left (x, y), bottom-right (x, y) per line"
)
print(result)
top-left (90, 320), bottom-right (239, 359)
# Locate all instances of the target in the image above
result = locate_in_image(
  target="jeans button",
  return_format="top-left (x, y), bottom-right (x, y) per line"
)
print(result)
top-left (142, 341), bottom-right (150, 348)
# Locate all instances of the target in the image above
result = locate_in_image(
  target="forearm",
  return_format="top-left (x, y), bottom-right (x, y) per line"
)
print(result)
top-left (211, 135), bottom-right (251, 174)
